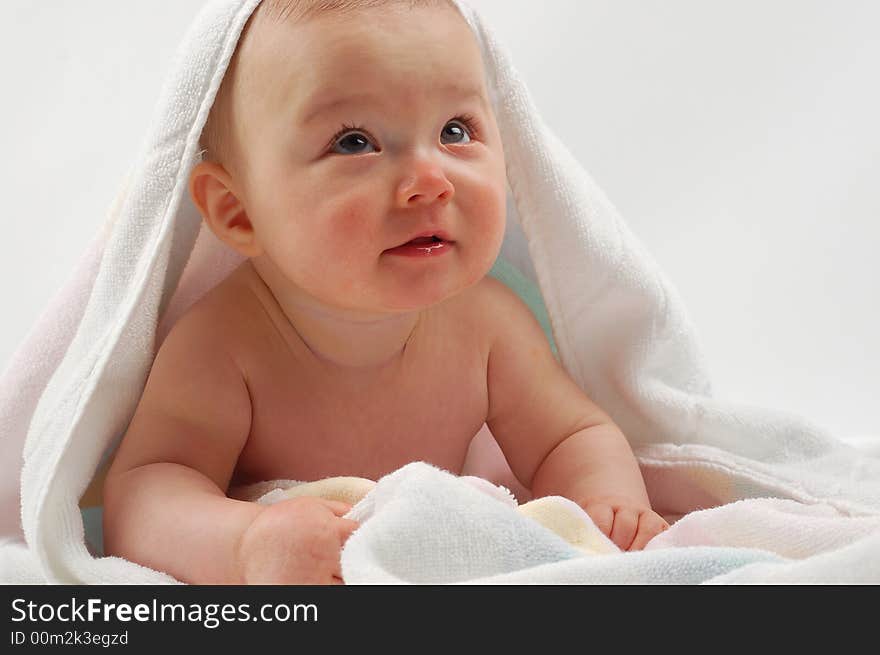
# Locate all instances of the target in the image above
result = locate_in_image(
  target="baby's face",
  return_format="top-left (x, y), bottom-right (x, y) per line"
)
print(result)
top-left (232, 4), bottom-right (507, 313)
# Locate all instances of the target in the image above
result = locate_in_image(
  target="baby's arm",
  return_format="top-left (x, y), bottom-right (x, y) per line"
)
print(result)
top-left (103, 311), bottom-right (355, 584)
top-left (482, 279), bottom-right (668, 550)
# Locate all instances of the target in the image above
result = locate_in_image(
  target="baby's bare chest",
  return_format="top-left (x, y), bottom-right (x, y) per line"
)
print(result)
top-left (229, 334), bottom-right (490, 486)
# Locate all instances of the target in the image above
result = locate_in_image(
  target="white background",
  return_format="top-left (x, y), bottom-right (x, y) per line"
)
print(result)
top-left (2, 0), bottom-right (877, 438)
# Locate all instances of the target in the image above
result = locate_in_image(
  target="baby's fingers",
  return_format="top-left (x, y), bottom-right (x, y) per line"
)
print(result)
top-left (331, 519), bottom-right (360, 585)
top-left (628, 512), bottom-right (669, 551)
top-left (609, 507), bottom-right (640, 551)
top-left (336, 517), bottom-right (359, 544)
top-left (582, 504), bottom-right (614, 538)
top-left (320, 499), bottom-right (354, 517)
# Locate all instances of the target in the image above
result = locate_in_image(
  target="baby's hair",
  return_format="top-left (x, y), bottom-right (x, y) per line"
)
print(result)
top-left (198, 0), bottom-right (462, 176)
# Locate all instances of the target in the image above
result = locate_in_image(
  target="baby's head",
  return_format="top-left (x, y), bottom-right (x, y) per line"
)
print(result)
top-left (189, 0), bottom-right (508, 313)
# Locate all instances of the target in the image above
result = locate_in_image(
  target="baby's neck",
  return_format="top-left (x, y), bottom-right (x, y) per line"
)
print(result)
top-left (243, 259), bottom-right (422, 371)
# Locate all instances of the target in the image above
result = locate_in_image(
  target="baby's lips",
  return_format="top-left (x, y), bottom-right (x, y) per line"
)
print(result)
top-left (392, 228), bottom-right (454, 248)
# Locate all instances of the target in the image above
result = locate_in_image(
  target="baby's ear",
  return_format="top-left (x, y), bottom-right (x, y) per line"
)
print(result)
top-left (188, 161), bottom-right (262, 257)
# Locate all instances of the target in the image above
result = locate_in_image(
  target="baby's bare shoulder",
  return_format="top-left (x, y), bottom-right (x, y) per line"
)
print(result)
top-left (108, 272), bottom-right (255, 486)
top-left (427, 275), bottom-right (527, 366)
top-left (164, 266), bottom-right (262, 358)
top-left (454, 275), bottom-right (525, 337)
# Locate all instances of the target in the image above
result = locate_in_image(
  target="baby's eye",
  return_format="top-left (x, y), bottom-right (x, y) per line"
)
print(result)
top-left (330, 129), bottom-right (377, 156)
top-left (327, 115), bottom-right (478, 156)
top-left (440, 119), bottom-right (472, 145)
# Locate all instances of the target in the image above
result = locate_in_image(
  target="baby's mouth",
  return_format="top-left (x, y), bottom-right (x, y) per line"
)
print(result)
top-left (405, 236), bottom-right (444, 246)
top-left (383, 233), bottom-right (455, 256)
top-left (386, 234), bottom-right (453, 250)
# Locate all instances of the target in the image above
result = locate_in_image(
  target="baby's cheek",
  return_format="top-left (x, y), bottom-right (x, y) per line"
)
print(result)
top-left (326, 195), bottom-right (381, 236)
top-left (317, 201), bottom-right (385, 286)
top-left (468, 180), bottom-right (507, 244)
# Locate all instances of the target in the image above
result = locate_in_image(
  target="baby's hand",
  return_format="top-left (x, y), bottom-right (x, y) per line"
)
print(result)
top-left (580, 497), bottom-right (669, 551)
top-left (235, 496), bottom-right (359, 584)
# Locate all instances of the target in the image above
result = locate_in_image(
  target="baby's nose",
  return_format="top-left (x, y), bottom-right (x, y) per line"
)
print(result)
top-left (397, 167), bottom-right (454, 207)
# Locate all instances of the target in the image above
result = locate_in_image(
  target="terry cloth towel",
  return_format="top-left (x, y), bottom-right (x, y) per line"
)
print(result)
top-left (1, 0), bottom-right (879, 584)
top-left (229, 466), bottom-right (622, 561)
top-left (232, 463), bottom-right (880, 584)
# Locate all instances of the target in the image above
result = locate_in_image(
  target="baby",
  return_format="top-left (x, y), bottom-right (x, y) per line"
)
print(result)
top-left (103, 0), bottom-right (668, 584)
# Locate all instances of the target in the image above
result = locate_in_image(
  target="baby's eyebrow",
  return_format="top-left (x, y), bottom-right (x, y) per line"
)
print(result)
top-left (297, 82), bottom-right (486, 125)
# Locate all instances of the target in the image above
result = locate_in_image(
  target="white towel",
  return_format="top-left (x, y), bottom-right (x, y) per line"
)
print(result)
top-left (1, 0), bottom-right (878, 584)
top-left (236, 463), bottom-right (880, 584)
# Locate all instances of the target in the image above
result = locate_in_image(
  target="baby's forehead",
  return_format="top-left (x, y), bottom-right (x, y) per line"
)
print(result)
top-left (249, 3), bottom-right (480, 70)
top-left (245, 9), bottom-right (487, 112)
